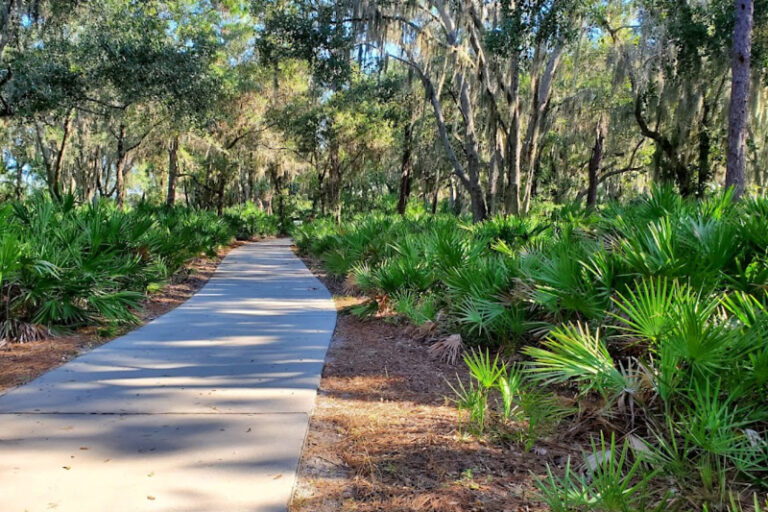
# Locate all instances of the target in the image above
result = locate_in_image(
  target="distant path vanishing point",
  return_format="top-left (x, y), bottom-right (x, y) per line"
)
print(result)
top-left (0, 238), bottom-right (337, 512)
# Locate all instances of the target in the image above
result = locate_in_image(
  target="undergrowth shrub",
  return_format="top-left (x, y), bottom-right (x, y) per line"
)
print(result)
top-left (0, 196), bottom-right (277, 342)
top-left (223, 201), bottom-right (279, 240)
top-left (295, 186), bottom-right (768, 509)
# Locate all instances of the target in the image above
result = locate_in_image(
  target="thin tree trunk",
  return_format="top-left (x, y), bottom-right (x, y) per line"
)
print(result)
top-left (34, 111), bottom-right (73, 201)
top-left (14, 161), bottom-right (22, 200)
top-left (115, 125), bottom-right (127, 208)
top-left (51, 112), bottom-right (73, 200)
top-left (274, 165), bottom-right (285, 226)
top-left (432, 168), bottom-right (441, 214)
top-left (84, 154), bottom-right (98, 202)
top-left (397, 122), bottom-right (413, 215)
top-left (317, 167), bottom-right (327, 216)
top-left (697, 101), bottom-right (712, 198)
top-left (449, 174), bottom-right (463, 215)
top-left (726, 0), bottom-right (754, 199)
top-left (216, 172), bottom-right (226, 216)
top-left (486, 111), bottom-right (503, 215)
top-left (328, 139), bottom-right (341, 222)
top-left (166, 135), bottom-right (179, 207)
top-left (748, 127), bottom-right (763, 191)
top-left (248, 168), bottom-right (256, 202)
top-left (184, 179), bottom-right (190, 207)
top-left (587, 121), bottom-right (605, 208)
top-left (203, 163), bottom-right (213, 208)
top-left (115, 158), bottom-right (125, 207)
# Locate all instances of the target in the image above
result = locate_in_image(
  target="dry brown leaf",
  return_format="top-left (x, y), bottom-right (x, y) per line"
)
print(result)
top-left (415, 321), bottom-right (437, 339)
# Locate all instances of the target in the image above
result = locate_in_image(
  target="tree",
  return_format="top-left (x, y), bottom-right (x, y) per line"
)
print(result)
top-left (726, 0), bottom-right (755, 199)
top-left (4, 0), bottom-right (768, 216)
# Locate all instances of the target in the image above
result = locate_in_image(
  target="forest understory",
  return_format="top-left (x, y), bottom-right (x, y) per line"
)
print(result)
top-left (0, 240), bottom-right (248, 393)
top-left (293, 191), bottom-right (768, 512)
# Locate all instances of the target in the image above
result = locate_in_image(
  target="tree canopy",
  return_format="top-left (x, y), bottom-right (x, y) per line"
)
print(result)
top-left (0, 0), bottom-right (765, 220)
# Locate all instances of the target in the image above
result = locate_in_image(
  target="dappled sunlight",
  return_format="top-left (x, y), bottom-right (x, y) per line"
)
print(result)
top-left (1, 412), bottom-right (307, 512)
top-left (0, 240), bottom-right (336, 511)
top-left (0, 241), bottom-right (336, 415)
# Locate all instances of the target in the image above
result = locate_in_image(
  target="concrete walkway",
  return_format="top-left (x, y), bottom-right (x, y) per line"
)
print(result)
top-left (0, 239), bottom-right (336, 512)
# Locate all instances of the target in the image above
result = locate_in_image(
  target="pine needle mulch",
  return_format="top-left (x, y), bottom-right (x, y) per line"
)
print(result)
top-left (291, 258), bottom-right (573, 512)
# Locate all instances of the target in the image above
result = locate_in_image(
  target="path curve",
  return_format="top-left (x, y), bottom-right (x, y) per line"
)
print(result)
top-left (0, 238), bottom-right (336, 512)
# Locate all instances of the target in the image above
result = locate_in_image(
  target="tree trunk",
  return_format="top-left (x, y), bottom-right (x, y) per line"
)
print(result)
top-left (748, 127), bottom-right (763, 191)
top-left (505, 52), bottom-right (522, 215)
top-left (455, 74), bottom-right (487, 221)
top-left (115, 159), bottom-right (126, 207)
top-left (397, 122), bottom-right (413, 215)
top-left (415, 63), bottom-right (485, 221)
top-left (449, 175), bottom-right (462, 215)
top-left (273, 164), bottom-right (285, 226)
top-left (216, 172), bottom-right (226, 216)
top-left (431, 168), bottom-right (441, 214)
top-left (51, 112), bottom-right (73, 200)
top-left (506, 111), bottom-right (523, 215)
top-left (490, 143), bottom-right (504, 215)
top-left (317, 167), bottom-right (327, 216)
top-left (83, 155), bottom-right (97, 202)
top-left (15, 162), bottom-right (22, 200)
top-left (115, 125), bottom-right (127, 208)
top-left (34, 111), bottom-right (73, 201)
top-left (521, 44), bottom-right (563, 214)
top-left (184, 179), bottom-right (191, 207)
top-left (635, 95), bottom-right (693, 196)
top-left (587, 121), bottom-right (606, 208)
top-left (697, 102), bottom-right (712, 198)
top-left (530, 148), bottom-right (543, 203)
top-left (726, 0), bottom-right (754, 199)
top-left (166, 135), bottom-right (179, 207)
top-left (0, 0), bottom-right (17, 56)
top-left (328, 140), bottom-right (342, 222)
top-left (248, 168), bottom-right (256, 202)
top-left (486, 111), bottom-right (504, 215)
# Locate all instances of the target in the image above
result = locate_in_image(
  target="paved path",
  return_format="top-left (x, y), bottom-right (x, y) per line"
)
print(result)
top-left (0, 239), bottom-right (336, 512)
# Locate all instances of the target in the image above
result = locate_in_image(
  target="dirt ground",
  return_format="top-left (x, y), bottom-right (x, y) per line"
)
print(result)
top-left (291, 257), bottom-right (571, 512)
top-left (0, 241), bottom-right (249, 393)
